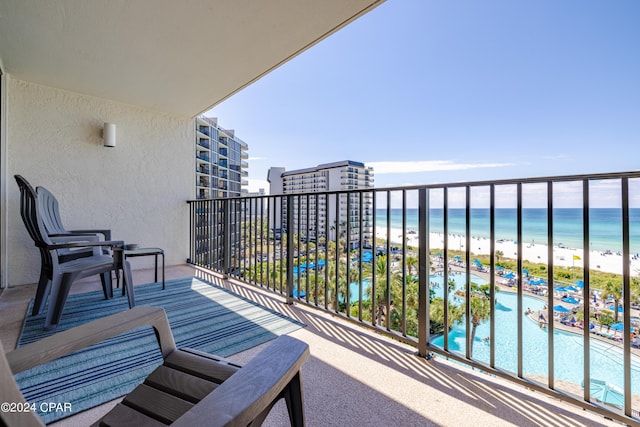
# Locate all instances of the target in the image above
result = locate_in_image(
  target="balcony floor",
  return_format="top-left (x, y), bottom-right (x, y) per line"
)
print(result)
top-left (0, 265), bottom-right (624, 426)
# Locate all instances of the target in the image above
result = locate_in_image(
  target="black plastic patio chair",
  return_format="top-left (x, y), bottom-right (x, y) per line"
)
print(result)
top-left (14, 175), bottom-right (134, 329)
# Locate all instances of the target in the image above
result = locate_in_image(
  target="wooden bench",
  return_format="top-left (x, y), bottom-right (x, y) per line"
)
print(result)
top-left (1, 306), bottom-right (309, 426)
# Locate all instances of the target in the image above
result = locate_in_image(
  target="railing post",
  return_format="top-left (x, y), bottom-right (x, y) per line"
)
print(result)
top-left (223, 199), bottom-right (231, 278)
top-left (418, 188), bottom-right (429, 356)
top-left (286, 194), bottom-right (294, 304)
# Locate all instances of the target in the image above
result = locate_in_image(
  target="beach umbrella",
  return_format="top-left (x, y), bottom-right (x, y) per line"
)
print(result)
top-left (554, 286), bottom-right (567, 292)
top-left (473, 259), bottom-right (482, 266)
top-left (553, 305), bottom-right (570, 313)
top-left (562, 296), bottom-right (579, 304)
top-left (503, 272), bottom-right (515, 279)
top-left (575, 280), bottom-right (584, 288)
top-left (454, 255), bottom-right (462, 260)
top-left (609, 322), bottom-right (629, 331)
top-left (609, 305), bottom-right (623, 313)
top-left (522, 269), bottom-right (529, 276)
top-left (496, 266), bottom-right (504, 271)
top-left (566, 286), bottom-right (579, 292)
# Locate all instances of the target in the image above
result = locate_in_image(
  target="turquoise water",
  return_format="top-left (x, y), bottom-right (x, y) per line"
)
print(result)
top-left (342, 272), bottom-right (640, 393)
top-left (431, 286), bottom-right (640, 394)
top-left (375, 208), bottom-right (640, 253)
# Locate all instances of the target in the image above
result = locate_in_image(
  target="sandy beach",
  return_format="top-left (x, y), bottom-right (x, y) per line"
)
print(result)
top-left (376, 228), bottom-right (640, 277)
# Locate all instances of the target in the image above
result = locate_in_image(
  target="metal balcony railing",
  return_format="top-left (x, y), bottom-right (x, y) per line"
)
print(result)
top-left (187, 171), bottom-right (640, 425)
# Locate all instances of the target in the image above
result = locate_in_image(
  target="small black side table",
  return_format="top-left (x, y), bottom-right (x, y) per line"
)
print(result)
top-left (117, 247), bottom-right (165, 290)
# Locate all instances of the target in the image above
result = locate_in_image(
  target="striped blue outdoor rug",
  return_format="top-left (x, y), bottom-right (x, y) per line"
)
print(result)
top-left (15, 277), bottom-right (304, 424)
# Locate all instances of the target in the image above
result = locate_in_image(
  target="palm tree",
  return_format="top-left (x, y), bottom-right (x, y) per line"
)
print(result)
top-left (603, 279), bottom-right (623, 322)
top-left (406, 256), bottom-right (418, 276)
top-left (469, 292), bottom-right (491, 357)
top-left (429, 298), bottom-right (464, 335)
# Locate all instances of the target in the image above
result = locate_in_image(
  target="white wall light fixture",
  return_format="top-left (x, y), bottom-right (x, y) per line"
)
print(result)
top-left (103, 122), bottom-right (116, 147)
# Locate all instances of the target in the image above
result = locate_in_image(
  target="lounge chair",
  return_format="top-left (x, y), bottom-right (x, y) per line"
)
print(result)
top-left (0, 306), bottom-right (309, 426)
top-left (15, 175), bottom-right (134, 329)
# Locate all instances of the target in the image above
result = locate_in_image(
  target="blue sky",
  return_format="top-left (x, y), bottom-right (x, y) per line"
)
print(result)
top-left (208, 0), bottom-right (640, 195)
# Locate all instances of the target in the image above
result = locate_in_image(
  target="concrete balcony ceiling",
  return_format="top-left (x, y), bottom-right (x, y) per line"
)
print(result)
top-left (0, 0), bottom-right (384, 117)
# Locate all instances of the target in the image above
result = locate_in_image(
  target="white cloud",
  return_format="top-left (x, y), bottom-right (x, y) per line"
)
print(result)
top-left (366, 160), bottom-right (515, 174)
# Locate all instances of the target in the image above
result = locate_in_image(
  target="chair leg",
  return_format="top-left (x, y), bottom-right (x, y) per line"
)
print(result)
top-left (32, 272), bottom-right (51, 316)
top-left (100, 272), bottom-right (113, 299)
top-left (121, 261), bottom-right (135, 308)
top-left (45, 272), bottom-right (84, 330)
top-left (283, 372), bottom-right (305, 427)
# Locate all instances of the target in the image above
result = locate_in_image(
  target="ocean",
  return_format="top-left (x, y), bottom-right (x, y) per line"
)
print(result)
top-left (375, 208), bottom-right (640, 254)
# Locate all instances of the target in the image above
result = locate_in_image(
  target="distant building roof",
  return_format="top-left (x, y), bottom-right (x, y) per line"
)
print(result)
top-left (281, 160), bottom-right (366, 177)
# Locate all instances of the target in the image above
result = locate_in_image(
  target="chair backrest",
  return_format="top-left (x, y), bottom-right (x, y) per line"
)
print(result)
top-left (14, 175), bottom-right (53, 248)
top-left (36, 186), bottom-right (67, 235)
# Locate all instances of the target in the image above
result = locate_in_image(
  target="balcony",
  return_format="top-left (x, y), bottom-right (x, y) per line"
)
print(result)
top-left (1, 3), bottom-right (638, 425)
top-left (187, 171), bottom-right (640, 425)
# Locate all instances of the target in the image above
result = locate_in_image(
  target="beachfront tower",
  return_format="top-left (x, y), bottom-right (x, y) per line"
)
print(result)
top-left (194, 116), bottom-right (249, 269)
top-left (267, 160), bottom-right (374, 249)
top-left (195, 116), bottom-right (249, 199)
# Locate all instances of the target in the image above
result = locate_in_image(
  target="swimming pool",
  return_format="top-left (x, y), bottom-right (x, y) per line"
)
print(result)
top-left (431, 286), bottom-right (640, 395)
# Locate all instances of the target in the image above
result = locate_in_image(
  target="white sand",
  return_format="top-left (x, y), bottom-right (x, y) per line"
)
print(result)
top-left (375, 228), bottom-right (640, 277)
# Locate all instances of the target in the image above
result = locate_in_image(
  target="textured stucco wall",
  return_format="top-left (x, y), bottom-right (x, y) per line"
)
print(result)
top-left (7, 77), bottom-right (194, 286)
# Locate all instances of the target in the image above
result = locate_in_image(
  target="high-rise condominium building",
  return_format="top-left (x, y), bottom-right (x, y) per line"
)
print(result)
top-left (193, 116), bottom-right (248, 270)
top-left (195, 116), bottom-right (248, 199)
top-left (267, 160), bottom-right (374, 248)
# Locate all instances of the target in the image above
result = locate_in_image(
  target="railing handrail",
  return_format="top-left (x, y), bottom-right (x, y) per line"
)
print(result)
top-left (187, 170), bottom-right (640, 203)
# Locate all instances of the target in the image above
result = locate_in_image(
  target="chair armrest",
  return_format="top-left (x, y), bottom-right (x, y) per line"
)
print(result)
top-left (69, 229), bottom-right (111, 240)
top-left (6, 307), bottom-right (176, 374)
top-left (49, 233), bottom-right (101, 243)
top-left (37, 240), bottom-right (125, 251)
top-left (173, 335), bottom-right (309, 427)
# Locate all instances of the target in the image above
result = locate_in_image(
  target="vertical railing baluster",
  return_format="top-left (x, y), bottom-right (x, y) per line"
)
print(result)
top-left (547, 182), bottom-right (555, 389)
top-left (385, 191), bottom-right (391, 330)
top-left (358, 192), bottom-right (364, 321)
top-left (582, 179), bottom-right (591, 402)
top-left (401, 189), bottom-right (407, 336)
top-left (465, 186), bottom-right (471, 358)
top-left (418, 188), bottom-right (428, 356)
top-left (286, 194), bottom-right (294, 304)
top-left (443, 187), bottom-right (449, 351)
top-left (335, 193), bottom-right (340, 313)
top-left (279, 196), bottom-right (284, 293)
top-left (489, 185), bottom-right (496, 368)
top-left (314, 193), bottom-right (319, 306)
top-left (346, 192), bottom-right (351, 313)
top-left (372, 191), bottom-right (378, 326)
top-left (223, 199), bottom-right (231, 277)
top-left (517, 183), bottom-right (523, 378)
top-left (306, 193), bottom-right (310, 302)
top-left (621, 177), bottom-right (632, 416)
top-left (324, 194), bottom-right (329, 310)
